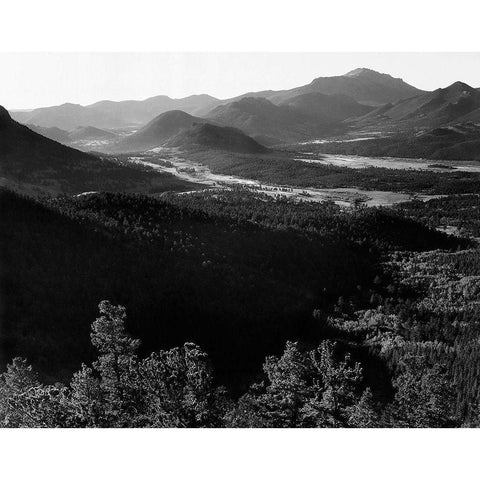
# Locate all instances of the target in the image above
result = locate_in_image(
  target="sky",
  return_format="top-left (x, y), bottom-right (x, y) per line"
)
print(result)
top-left (1, 52), bottom-right (480, 110)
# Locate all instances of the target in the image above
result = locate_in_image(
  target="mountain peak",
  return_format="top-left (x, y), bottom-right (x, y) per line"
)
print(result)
top-left (344, 68), bottom-right (388, 78)
top-left (446, 81), bottom-right (476, 92)
top-left (149, 109), bottom-right (195, 124)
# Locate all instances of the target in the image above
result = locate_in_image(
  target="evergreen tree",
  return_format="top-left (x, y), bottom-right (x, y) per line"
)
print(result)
top-left (388, 357), bottom-right (460, 427)
top-left (347, 388), bottom-right (380, 427)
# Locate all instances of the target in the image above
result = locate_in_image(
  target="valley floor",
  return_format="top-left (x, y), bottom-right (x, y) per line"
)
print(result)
top-left (117, 148), bottom-right (457, 207)
top-left (294, 153), bottom-right (480, 173)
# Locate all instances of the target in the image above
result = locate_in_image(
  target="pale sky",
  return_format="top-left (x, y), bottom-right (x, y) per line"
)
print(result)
top-left (2, 52), bottom-right (480, 110)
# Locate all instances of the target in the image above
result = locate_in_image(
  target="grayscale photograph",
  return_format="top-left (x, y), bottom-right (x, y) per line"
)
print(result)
top-left (2, 51), bottom-right (480, 429)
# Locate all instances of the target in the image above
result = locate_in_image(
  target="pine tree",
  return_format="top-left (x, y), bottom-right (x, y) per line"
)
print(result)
top-left (90, 300), bottom-right (141, 425)
top-left (347, 388), bottom-right (379, 427)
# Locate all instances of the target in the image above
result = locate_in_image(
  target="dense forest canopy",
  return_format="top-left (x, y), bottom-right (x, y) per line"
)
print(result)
top-left (2, 186), bottom-right (480, 426)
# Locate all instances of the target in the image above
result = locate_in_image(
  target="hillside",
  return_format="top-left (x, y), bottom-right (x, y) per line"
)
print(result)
top-left (68, 125), bottom-right (118, 142)
top-left (353, 81), bottom-right (480, 130)
top-left (205, 97), bottom-right (337, 144)
top-left (166, 123), bottom-right (267, 153)
top-left (109, 110), bottom-right (208, 152)
top-left (28, 124), bottom-right (118, 145)
top-left (11, 94), bottom-right (220, 130)
top-left (2, 187), bottom-right (458, 389)
top-left (26, 124), bottom-right (70, 143)
top-left (0, 105), bottom-right (196, 195)
top-left (278, 92), bottom-right (373, 122)
top-left (310, 122), bottom-right (480, 161)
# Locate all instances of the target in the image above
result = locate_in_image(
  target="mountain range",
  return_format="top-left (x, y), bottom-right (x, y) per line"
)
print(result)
top-left (9, 68), bottom-right (425, 132)
top-left (210, 68), bottom-right (424, 110)
top-left (11, 94), bottom-right (219, 130)
top-left (107, 109), bottom-right (266, 153)
top-left (353, 81), bottom-right (480, 130)
top-left (4, 68), bottom-right (480, 159)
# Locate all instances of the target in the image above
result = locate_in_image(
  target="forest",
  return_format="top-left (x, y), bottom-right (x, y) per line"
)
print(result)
top-left (1, 186), bottom-right (479, 426)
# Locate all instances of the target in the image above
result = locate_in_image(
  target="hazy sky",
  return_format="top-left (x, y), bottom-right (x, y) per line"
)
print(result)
top-left (2, 52), bottom-right (480, 110)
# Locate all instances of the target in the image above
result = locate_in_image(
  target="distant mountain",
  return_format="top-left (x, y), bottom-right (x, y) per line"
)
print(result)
top-left (205, 97), bottom-right (338, 144)
top-left (11, 94), bottom-right (220, 130)
top-left (26, 124), bottom-right (70, 143)
top-left (110, 110), bottom-right (208, 152)
top-left (10, 68), bottom-right (423, 130)
top-left (14, 103), bottom-right (89, 130)
top-left (68, 125), bottom-right (118, 142)
top-left (353, 81), bottom-right (480, 130)
top-left (27, 124), bottom-right (117, 143)
top-left (0, 105), bottom-right (194, 195)
top-left (278, 92), bottom-right (373, 122)
top-left (274, 68), bottom-right (423, 105)
top-left (166, 123), bottom-right (267, 153)
top-left (201, 68), bottom-right (424, 113)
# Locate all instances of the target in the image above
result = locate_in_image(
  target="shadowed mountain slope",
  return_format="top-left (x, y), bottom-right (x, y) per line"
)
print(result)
top-left (166, 123), bottom-right (267, 153)
top-left (109, 110), bottom-right (209, 152)
top-left (205, 97), bottom-right (339, 144)
top-left (0, 105), bottom-right (196, 195)
top-left (353, 81), bottom-right (480, 130)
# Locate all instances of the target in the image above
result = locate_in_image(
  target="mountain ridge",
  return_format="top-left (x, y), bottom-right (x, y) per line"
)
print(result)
top-left (352, 80), bottom-right (480, 129)
top-left (11, 94), bottom-right (220, 130)
top-left (205, 96), bottom-right (343, 144)
top-left (9, 68), bottom-right (425, 130)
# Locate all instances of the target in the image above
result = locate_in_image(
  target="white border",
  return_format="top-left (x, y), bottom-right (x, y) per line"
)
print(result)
top-left (1, 0), bottom-right (480, 52)
top-left (1, 0), bottom-right (480, 478)
top-left (0, 428), bottom-right (478, 479)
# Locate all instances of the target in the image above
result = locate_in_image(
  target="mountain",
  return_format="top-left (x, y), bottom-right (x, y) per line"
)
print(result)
top-left (27, 124), bottom-right (117, 143)
top-left (205, 97), bottom-right (338, 144)
top-left (11, 94), bottom-right (220, 130)
top-left (10, 68), bottom-right (423, 130)
top-left (200, 68), bottom-right (424, 114)
top-left (13, 103), bottom-right (90, 130)
top-left (278, 92), bottom-right (373, 122)
top-left (0, 105), bottom-right (195, 195)
top-left (110, 110), bottom-right (209, 152)
top-left (272, 68), bottom-right (423, 105)
top-left (68, 125), bottom-right (118, 142)
top-left (354, 81), bottom-right (480, 130)
top-left (166, 123), bottom-right (267, 153)
top-left (26, 124), bottom-right (70, 143)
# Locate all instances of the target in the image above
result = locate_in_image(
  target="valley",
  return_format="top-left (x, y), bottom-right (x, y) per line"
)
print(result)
top-left (119, 148), bottom-right (444, 207)
top-left (294, 152), bottom-right (480, 172)
top-left (2, 62), bottom-right (480, 428)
